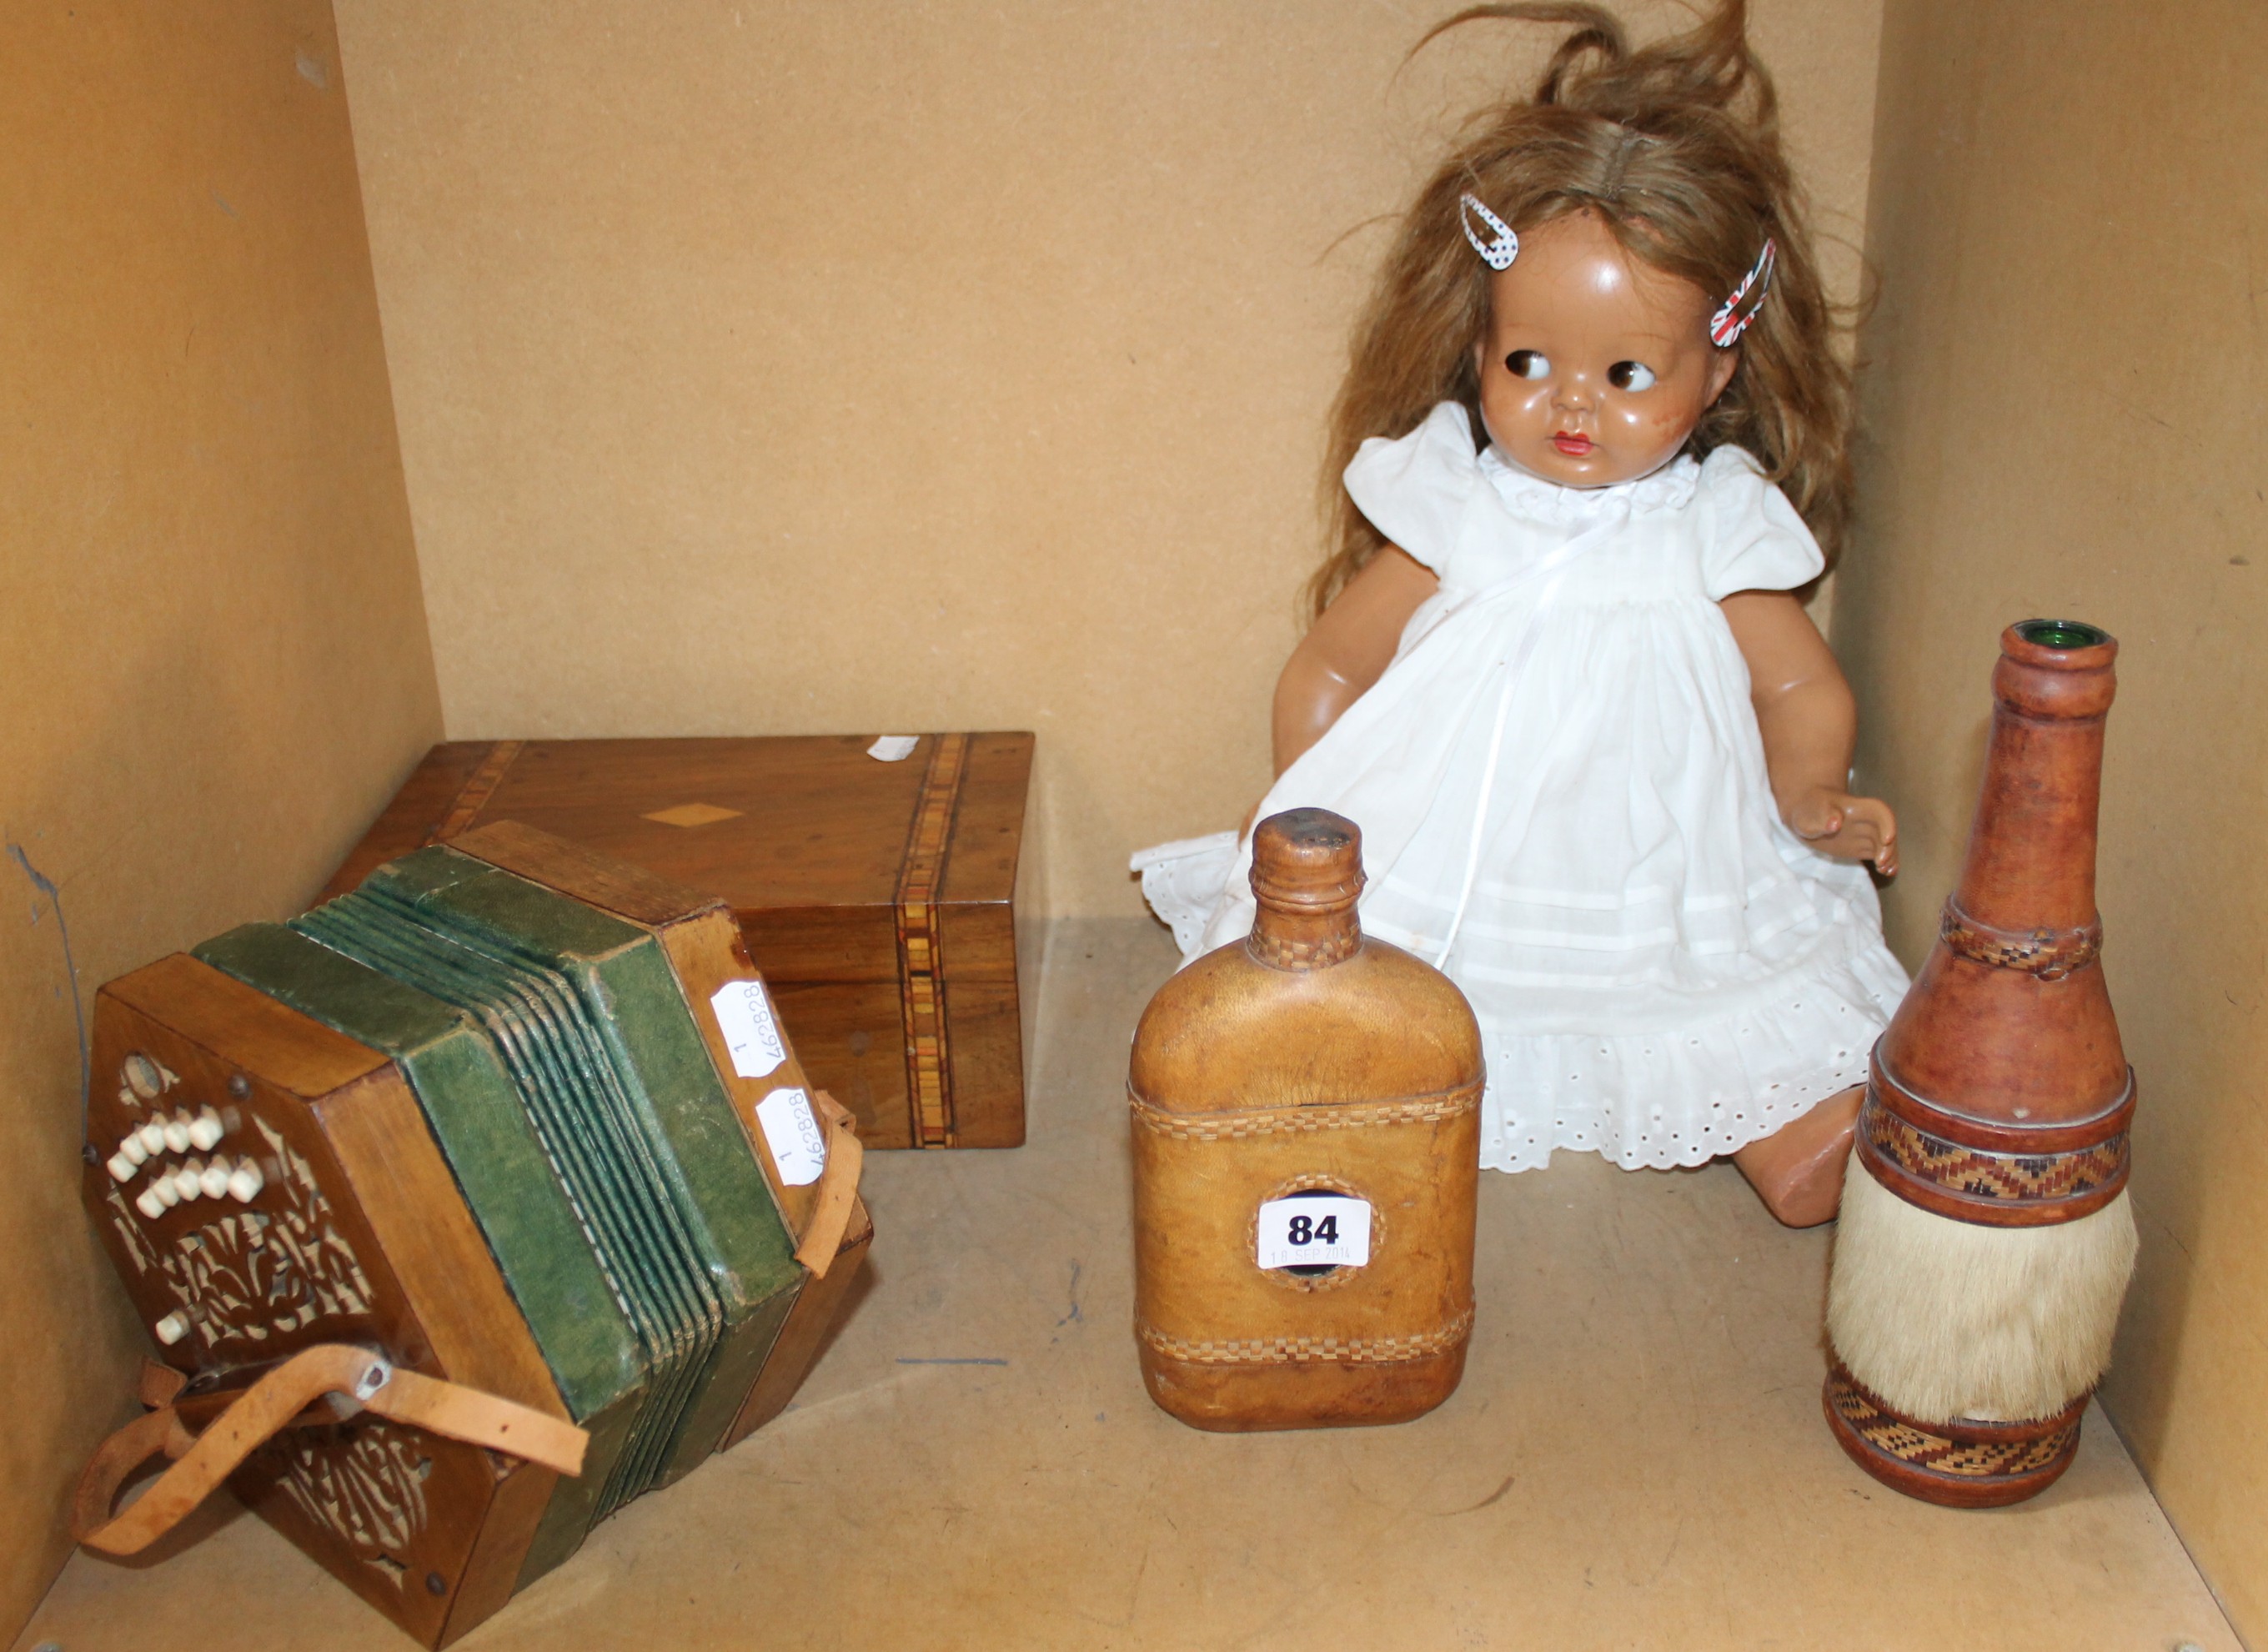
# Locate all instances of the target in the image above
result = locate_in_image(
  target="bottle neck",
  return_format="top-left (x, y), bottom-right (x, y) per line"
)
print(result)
top-left (1243, 806), bottom-right (1366, 971)
top-left (1953, 705), bottom-right (2104, 933)
top-left (1953, 641), bottom-right (2114, 934)
top-left (1247, 900), bottom-right (1361, 971)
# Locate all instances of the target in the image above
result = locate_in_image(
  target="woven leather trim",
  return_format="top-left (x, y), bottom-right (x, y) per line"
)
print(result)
top-left (1859, 1097), bottom-right (2129, 1211)
top-left (1137, 1305), bottom-right (1473, 1366)
top-left (1127, 1083), bottom-right (1481, 1142)
top-left (1245, 927), bottom-right (1359, 969)
top-left (1825, 1363), bottom-right (2081, 1480)
top-left (1939, 901), bottom-right (2103, 980)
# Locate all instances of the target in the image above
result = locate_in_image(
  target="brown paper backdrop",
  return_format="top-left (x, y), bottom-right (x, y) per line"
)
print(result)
top-left (1839, 0), bottom-right (2267, 1634)
top-left (0, 3), bottom-right (439, 1630)
top-left (334, 0), bottom-right (1883, 917)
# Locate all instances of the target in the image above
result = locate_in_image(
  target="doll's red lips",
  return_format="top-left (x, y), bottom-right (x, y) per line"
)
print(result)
top-left (1552, 433), bottom-right (1594, 455)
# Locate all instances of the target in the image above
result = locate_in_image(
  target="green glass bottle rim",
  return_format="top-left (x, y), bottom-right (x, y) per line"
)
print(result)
top-left (2015, 619), bottom-right (2109, 651)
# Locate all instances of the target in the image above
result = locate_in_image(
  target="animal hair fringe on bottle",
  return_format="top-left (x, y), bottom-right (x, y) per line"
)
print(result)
top-left (1828, 1164), bottom-right (2137, 1425)
top-left (1310, 0), bottom-right (1853, 618)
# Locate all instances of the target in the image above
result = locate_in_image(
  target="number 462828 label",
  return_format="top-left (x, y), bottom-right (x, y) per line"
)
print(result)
top-left (710, 980), bottom-right (787, 1080)
top-left (1256, 1194), bottom-right (1372, 1271)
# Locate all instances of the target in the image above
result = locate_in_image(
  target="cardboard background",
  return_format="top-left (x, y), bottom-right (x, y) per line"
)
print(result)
top-left (0, 3), bottom-right (438, 1624)
top-left (332, 0), bottom-right (1884, 917)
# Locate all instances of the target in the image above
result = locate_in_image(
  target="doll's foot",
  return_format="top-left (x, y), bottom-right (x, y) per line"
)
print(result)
top-left (1731, 1086), bottom-right (1862, 1228)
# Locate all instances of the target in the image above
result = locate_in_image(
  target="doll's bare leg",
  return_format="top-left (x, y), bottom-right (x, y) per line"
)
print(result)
top-left (1731, 1086), bottom-right (1862, 1228)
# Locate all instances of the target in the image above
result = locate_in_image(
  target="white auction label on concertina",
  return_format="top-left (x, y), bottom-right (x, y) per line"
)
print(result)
top-left (710, 979), bottom-right (787, 1079)
top-left (1255, 1194), bottom-right (1372, 1270)
top-left (755, 1087), bottom-right (828, 1186)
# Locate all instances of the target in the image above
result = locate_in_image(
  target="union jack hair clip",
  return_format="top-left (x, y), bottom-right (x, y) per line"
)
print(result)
top-left (1709, 239), bottom-right (1777, 347)
top-left (1458, 193), bottom-right (1520, 272)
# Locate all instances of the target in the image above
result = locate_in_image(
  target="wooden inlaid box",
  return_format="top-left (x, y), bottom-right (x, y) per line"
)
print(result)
top-left (327, 734), bottom-right (1038, 1149)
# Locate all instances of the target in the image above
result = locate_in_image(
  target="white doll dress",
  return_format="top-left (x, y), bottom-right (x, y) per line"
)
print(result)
top-left (1132, 400), bottom-right (1909, 1173)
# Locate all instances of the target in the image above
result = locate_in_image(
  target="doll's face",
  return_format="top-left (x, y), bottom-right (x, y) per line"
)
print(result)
top-left (1473, 210), bottom-right (1739, 489)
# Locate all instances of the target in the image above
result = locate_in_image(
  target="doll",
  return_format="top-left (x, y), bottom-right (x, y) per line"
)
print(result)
top-left (1133, 0), bottom-right (1906, 1227)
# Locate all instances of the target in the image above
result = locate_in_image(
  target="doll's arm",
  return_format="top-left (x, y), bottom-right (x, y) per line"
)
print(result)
top-left (1272, 546), bottom-right (1439, 775)
top-left (1719, 590), bottom-right (1899, 875)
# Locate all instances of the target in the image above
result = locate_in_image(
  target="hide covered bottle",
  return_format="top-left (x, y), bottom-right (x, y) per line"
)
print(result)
top-left (1130, 808), bottom-right (1483, 1431)
top-left (1824, 620), bottom-right (2139, 1506)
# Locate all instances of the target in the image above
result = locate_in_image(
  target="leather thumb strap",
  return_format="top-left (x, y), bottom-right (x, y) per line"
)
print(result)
top-left (795, 1090), bottom-right (866, 1278)
top-left (73, 1343), bottom-right (587, 1556)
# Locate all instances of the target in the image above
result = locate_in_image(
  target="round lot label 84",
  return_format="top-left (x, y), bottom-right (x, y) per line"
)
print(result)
top-left (1255, 1194), bottom-right (1372, 1270)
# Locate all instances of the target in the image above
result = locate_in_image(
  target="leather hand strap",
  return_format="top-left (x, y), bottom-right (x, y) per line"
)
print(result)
top-left (73, 1345), bottom-right (586, 1556)
top-left (795, 1090), bottom-right (866, 1278)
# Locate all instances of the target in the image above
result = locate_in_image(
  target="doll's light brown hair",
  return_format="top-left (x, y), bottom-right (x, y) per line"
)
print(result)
top-left (1307, 0), bottom-right (1852, 617)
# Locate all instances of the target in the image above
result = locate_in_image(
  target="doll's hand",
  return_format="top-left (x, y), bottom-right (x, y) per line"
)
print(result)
top-left (1783, 787), bottom-right (1899, 876)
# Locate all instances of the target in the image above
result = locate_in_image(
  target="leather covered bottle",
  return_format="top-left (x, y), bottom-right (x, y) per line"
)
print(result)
top-left (1130, 808), bottom-right (1483, 1431)
top-left (1824, 620), bottom-right (2139, 1506)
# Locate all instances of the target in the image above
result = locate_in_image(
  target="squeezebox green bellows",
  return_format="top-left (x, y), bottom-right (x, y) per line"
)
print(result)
top-left (73, 823), bottom-right (871, 1648)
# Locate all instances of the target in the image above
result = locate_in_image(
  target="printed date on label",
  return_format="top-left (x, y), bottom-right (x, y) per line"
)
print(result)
top-left (1256, 1193), bottom-right (1372, 1271)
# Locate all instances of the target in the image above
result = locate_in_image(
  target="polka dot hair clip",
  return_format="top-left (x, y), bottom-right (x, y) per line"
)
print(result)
top-left (1458, 193), bottom-right (1519, 271)
top-left (1709, 238), bottom-right (1777, 347)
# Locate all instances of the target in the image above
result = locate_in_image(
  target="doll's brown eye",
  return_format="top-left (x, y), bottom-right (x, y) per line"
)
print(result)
top-left (1608, 360), bottom-right (1658, 391)
top-left (1506, 349), bottom-right (1549, 380)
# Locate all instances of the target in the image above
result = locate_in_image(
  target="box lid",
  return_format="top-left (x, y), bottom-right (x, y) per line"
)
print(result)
top-left (328, 734), bottom-right (1032, 916)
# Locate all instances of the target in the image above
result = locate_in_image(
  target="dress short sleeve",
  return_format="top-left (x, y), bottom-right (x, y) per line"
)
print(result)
top-left (1342, 400), bottom-right (1483, 576)
top-left (1696, 445), bottom-right (1825, 600)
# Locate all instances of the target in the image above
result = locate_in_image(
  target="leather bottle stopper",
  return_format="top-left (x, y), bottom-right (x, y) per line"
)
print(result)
top-left (1244, 809), bottom-right (1367, 969)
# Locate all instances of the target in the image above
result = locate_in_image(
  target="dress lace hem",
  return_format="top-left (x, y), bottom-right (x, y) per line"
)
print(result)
top-left (1474, 941), bottom-right (1908, 1172)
